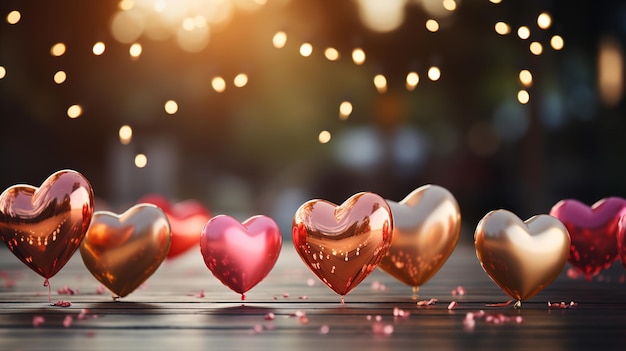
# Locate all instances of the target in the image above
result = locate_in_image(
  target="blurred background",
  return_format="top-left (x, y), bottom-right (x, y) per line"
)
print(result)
top-left (1, 0), bottom-right (625, 243)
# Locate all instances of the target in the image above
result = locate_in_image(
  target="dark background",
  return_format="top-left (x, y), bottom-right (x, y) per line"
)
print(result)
top-left (1, 0), bottom-right (626, 242)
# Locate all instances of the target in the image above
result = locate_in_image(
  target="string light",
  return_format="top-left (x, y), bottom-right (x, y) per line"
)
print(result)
top-left (517, 26), bottom-right (530, 40)
top-left (442, 0), bottom-right (457, 11)
top-left (129, 43), bottom-right (142, 58)
top-left (519, 70), bottom-right (532, 87)
top-left (50, 43), bottom-right (66, 57)
top-left (67, 105), bottom-right (83, 119)
top-left (517, 90), bottom-right (530, 104)
top-left (551, 35), bottom-right (564, 50)
top-left (406, 71), bottom-right (419, 90)
top-left (352, 48), bottom-right (366, 65)
top-left (324, 47), bottom-right (340, 61)
top-left (119, 125), bottom-right (133, 145)
top-left (6, 10), bottom-right (21, 25)
top-left (54, 71), bottom-right (67, 84)
top-left (339, 101), bottom-right (353, 120)
top-left (233, 73), bottom-right (248, 88)
top-left (299, 43), bottom-right (313, 57)
top-left (373, 74), bottom-right (388, 93)
top-left (426, 19), bottom-right (440, 32)
top-left (0, 66), bottom-right (6, 79)
top-left (272, 31), bottom-right (287, 48)
top-left (318, 130), bottom-right (331, 144)
top-left (494, 22), bottom-right (510, 35)
top-left (164, 100), bottom-right (178, 114)
top-left (135, 153), bottom-right (148, 168)
top-left (537, 13), bottom-right (552, 30)
top-left (489, 0), bottom-right (502, 3)
top-left (529, 41), bottom-right (543, 55)
top-left (428, 66), bottom-right (441, 81)
top-left (92, 42), bottom-right (106, 55)
top-left (212, 76), bottom-right (226, 92)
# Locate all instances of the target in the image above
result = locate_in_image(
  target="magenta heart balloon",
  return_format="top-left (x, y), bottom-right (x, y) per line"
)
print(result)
top-left (618, 215), bottom-right (626, 270)
top-left (549, 197), bottom-right (626, 279)
top-left (200, 215), bottom-right (282, 299)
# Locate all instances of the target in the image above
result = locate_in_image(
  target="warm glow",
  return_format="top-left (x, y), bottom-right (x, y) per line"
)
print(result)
top-left (67, 105), bottom-right (83, 119)
top-left (164, 100), bottom-right (178, 114)
top-left (54, 71), bottom-right (67, 84)
top-left (273, 31), bottom-right (287, 48)
top-left (339, 101), bottom-right (353, 120)
top-left (494, 22), bottom-right (510, 35)
top-left (517, 90), bottom-right (530, 104)
top-left (318, 130), bottom-right (331, 144)
top-left (442, 0), bottom-right (457, 11)
top-left (406, 71), bottom-right (419, 90)
top-left (135, 153), bottom-right (148, 168)
top-left (110, 10), bottom-right (144, 44)
top-left (129, 43), bottom-right (142, 58)
top-left (233, 73), bottom-right (248, 88)
top-left (551, 35), bottom-right (564, 50)
top-left (517, 26), bottom-right (530, 40)
top-left (537, 13), bottom-right (552, 30)
top-left (356, 0), bottom-right (405, 33)
top-left (373, 74), bottom-right (387, 93)
top-left (428, 66), bottom-right (441, 81)
top-left (529, 41), bottom-right (543, 55)
top-left (119, 125), bottom-right (133, 145)
top-left (0, 66), bottom-right (6, 79)
top-left (119, 0), bottom-right (134, 11)
top-left (352, 48), bottom-right (366, 65)
top-left (489, 0), bottom-right (502, 3)
top-left (598, 37), bottom-right (624, 107)
top-left (212, 76), bottom-right (226, 92)
top-left (93, 42), bottom-right (106, 55)
top-left (299, 43), bottom-right (313, 57)
top-left (51, 43), bottom-right (66, 57)
top-left (7, 10), bottom-right (21, 25)
top-left (426, 19), bottom-right (440, 32)
top-left (519, 69), bottom-right (533, 87)
top-left (324, 47), bottom-right (340, 61)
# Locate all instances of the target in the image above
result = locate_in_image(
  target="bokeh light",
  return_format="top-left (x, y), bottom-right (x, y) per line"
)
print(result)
top-left (517, 90), bottom-right (530, 104)
top-left (164, 100), bottom-right (178, 114)
top-left (318, 130), bottom-right (332, 144)
top-left (50, 43), bottom-right (66, 57)
top-left (426, 19), bottom-right (440, 32)
top-left (6, 10), bottom-right (21, 25)
top-left (373, 74), bottom-right (388, 93)
top-left (494, 22), bottom-right (510, 35)
top-left (119, 125), bottom-right (133, 145)
top-left (129, 43), bottom-right (142, 58)
top-left (517, 26), bottom-right (530, 40)
top-left (442, 0), bottom-right (457, 11)
top-left (54, 71), bottom-right (67, 84)
top-left (529, 41), bottom-right (543, 55)
top-left (233, 73), bottom-right (248, 88)
top-left (537, 13), bottom-right (552, 30)
top-left (551, 35), bottom-right (564, 50)
top-left (339, 101), bottom-right (353, 120)
top-left (135, 153), bottom-right (148, 168)
top-left (67, 105), bottom-right (83, 119)
top-left (299, 43), bottom-right (313, 57)
top-left (428, 66), bottom-right (441, 81)
top-left (212, 76), bottom-right (226, 92)
top-left (356, 0), bottom-right (405, 33)
top-left (352, 48), bottom-right (366, 65)
top-left (324, 47), bottom-right (340, 61)
top-left (519, 69), bottom-right (533, 87)
top-left (406, 71), bottom-right (419, 91)
top-left (92, 42), bottom-right (106, 55)
top-left (0, 66), bottom-right (6, 79)
top-left (272, 31), bottom-right (287, 48)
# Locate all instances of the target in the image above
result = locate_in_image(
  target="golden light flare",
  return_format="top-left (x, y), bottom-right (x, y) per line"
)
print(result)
top-left (93, 42), bottom-right (106, 55)
top-left (339, 101), bottom-right (353, 120)
top-left (494, 22), bottom-right (510, 35)
top-left (519, 69), bottom-right (533, 87)
top-left (517, 90), bottom-right (530, 104)
top-left (324, 47), bottom-right (340, 61)
top-left (517, 26), bottom-right (530, 40)
top-left (352, 48), bottom-right (366, 65)
top-left (373, 74), bottom-right (388, 93)
top-left (164, 100), bottom-right (178, 114)
top-left (119, 125), bottom-right (133, 145)
top-left (212, 76), bottom-right (226, 92)
top-left (318, 130), bottom-right (331, 144)
top-left (406, 71), bottom-right (419, 91)
top-left (428, 66), bottom-right (441, 81)
top-left (272, 31), bottom-right (287, 48)
top-left (67, 105), bottom-right (83, 119)
top-left (551, 35), bottom-right (564, 50)
top-left (529, 41), bottom-right (543, 55)
top-left (50, 43), bottom-right (66, 57)
top-left (299, 43), bottom-right (313, 57)
top-left (537, 12), bottom-right (552, 30)
top-left (426, 19), bottom-right (440, 32)
top-left (135, 153), bottom-right (148, 168)
top-left (7, 10), bottom-right (21, 25)
top-left (129, 43), bottom-right (142, 58)
top-left (233, 73), bottom-right (248, 88)
top-left (54, 71), bottom-right (67, 84)
top-left (0, 66), bottom-right (6, 79)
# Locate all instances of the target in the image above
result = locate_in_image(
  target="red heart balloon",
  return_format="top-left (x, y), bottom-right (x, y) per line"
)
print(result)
top-left (0, 170), bottom-right (94, 281)
top-left (200, 215), bottom-right (282, 299)
top-left (549, 197), bottom-right (626, 279)
top-left (138, 194), bottom-right (211, 259)
top-left (292, 192), bottom-right (393, 299)
top-left (617, 215), bottom-right (626, 270)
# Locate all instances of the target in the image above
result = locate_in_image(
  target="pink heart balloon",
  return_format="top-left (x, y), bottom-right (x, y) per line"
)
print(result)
top-left (200, 215), bottom-right (282, 299)
top-left (0, 170), bottom-right (94, 282)
top-left (138, 194), bottom-right (211, 259)
top-left (549, 197), bottom-right (626, 279)
top-left (617, 215), bottom-right (626, 270)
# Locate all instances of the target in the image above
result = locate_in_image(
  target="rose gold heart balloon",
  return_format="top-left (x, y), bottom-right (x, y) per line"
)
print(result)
top-left (200, 215), bottom-right (282, 300)
top-left (0, 170), bottom-right (94, 283)
top-left (475, 209), bottom-right (570, 306)
top-left (292, 192), bottom-right (393, 300)
top-left (378, 185), bottom-right (461, 295)
top-left (80, 204), bottom-right (171, 298)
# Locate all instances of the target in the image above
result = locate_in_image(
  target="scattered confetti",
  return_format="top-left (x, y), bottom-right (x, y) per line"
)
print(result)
top-left (451, 286), bottom-right (466, 296)
top-left (264, 313), bottom-right (275, 321)
top-left (416, 298), bottom-right (438, 307)
top-left (96, 285), bottom-right (105, 294)
top-left (298, 296), bottom-right (309, 300)
top-left (306, 278), bottom-right (315, 286)
top-left (32, 316), bottom-right (45, 328)
top-left (320, 325), bottom-right (330, 334)
top-left (282, 292), bottom-right (289, 298)
top-left (253, 324), bottom-right (263, 334)
top-left (393, 307), bottom-right (410, 318)
top-left (372, 322), bottom-right (394, 336)
top-left (464, 310), bottom-right (522, 330)
top-left (51, 300), bottom-right (72, 307)
top-left (187, 290), bottom-right (205, 298)
top-left (547, 301), bottom-right (577, 309)
top-left (57, 286), bottom-right (79, 295)
top-left (63, 315), bottom-right (73, 328)
top-left (370, 281), bottom-right (387, 292)
top-left (366, 315), bottom-right (372, 321)
top-left (448, 301), bottom-right (458, 310)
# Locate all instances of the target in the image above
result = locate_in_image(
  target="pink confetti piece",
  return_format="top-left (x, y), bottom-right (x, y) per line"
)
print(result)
top-left (63, 315), bottom-right (73, 328)
top-left (485, 299), bottom-right (514, 307)
top-left (547, 301), bottom-right (577, 309)
top-left (298, 296), bottom-right (309, 300)
top-left (319, 325), bottom-right (330, 334)
top-left (566, 268), bottom-right (582, 280)
top-left (273, 296), bottom-right (279, 300)
top-left (51, 300), bottom-right (72, 307)
top-left (32, 316), bottom-right (45, 328)
top-left (96, 285), bottom-right (105, 295)
top-left (298, 316), bottom-right (309, 325)
top-left (306, 278), bottom-right (315, 286)
top-left (393, 307), bottom-right (410, 318)
top-left (187, 290), bottom-right (205, 298)
top-left (264, 313), bottom-right (275, 321)
top-left (366, 315), bottom-right (372, 321)
top-left (375, 315), bottom-right (382, 322)
top-left (78, 309), bottom-right (89, 320)
top-left (253, 324), bottom-right (263, 334)
top-left (57, 286), bottom-right (78, 295)
top-left (448, 301), bottom-right (458, 310)
top-left (451, 286), bottom-right (466, 296)
top-left (282, 292), bottom-right (289, 298)
top-left (416, 298), bottom-right (438, 307)
top-left (4, 280), bottom-right (15, 288)
top-left (372, 323), bottom-right (394, 336)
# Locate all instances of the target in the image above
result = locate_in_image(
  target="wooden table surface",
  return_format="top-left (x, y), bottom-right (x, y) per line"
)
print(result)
top-left (1, 241), bottom-right (625, 351)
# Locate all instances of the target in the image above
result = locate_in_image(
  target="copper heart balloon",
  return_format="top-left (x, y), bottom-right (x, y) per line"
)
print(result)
top-left (549, 197), bottom-right (626, 279)
top-left (200, 215), bottom-right (282, 299)
top-left (80, 204), bottom-right (171, 298)
top-left (475, 209), bottom-right (570, 304)
top-left (378, 185), bottom-right (461, 294)
top-left (0, 170), bottom-right (94, 282)
top-left (292, 192), bottom-right (393, 299)
top-left (138, 194), bottom-right (211, 259)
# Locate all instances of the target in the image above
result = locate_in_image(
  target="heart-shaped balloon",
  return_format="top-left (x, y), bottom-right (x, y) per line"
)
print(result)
top-left (378, 185), bottom-right (461, 294)
top-left (474, 209), bottom-right (570, 304)
top-left (292, 192), bottom-right (393, 299)
top-left (0, 170), bottom-right (94, 282)
top-left (200, 215), bottom-right (282, 299)
top-left (549, 197), bottom-right (626, 279)
top-left (138, 194), bottom-right (211, 259)
top-left (617, 215), bottom-right (626, 270)
top-left (80, 204), bottom-right (171, 298)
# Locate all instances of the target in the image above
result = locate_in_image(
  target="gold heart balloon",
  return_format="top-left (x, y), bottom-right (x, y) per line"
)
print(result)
top-left (292, 192), bottom-right (393, 299)
top-left (474, 209), bottom-right (570, 305)
top-left (378, 185), bottom-right (461, 295)
top-left (80, 204), bottom-right (171, 298)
